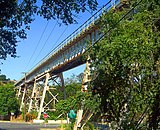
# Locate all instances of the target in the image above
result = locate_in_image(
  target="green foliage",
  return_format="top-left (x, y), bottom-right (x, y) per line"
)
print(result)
top-left (26, 111), bottom-right (37, 121)
top-left (83, 122), bottom-right (95, 130)
top-left (61, 122), bottom-right (75, 130)
top-left (89, 0), bottom-right (160, 129)
top-left (0, 74), bottom-right (10, 83)
top-left (0, 0), bottom-right (98, 60)
top-left (56, 91), bottom-right (100, 118)
top-left (47, 111), bottom-right (60, 120)
top-left (65, 73), bottom-right (84, 85)
top-left (62, 121), bottom-right (96, 130)
top-left (0, 75), bottom-right (7, 81)
top-left (56, 92), bottom-right (81, 115)
top-left (65, 83), bottom-right (81, 98)
top-left (0, 83), bottom-right (19, 116)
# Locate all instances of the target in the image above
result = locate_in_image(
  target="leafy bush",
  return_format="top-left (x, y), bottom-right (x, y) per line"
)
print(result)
top-left (0, 83), bottom-right (19, 116)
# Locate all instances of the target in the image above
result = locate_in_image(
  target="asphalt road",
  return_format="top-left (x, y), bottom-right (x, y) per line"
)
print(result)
top-left (0, 122), bottom-right (59, 130)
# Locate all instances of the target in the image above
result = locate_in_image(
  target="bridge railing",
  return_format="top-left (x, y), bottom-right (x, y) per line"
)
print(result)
top-left (15, 0), bottom-right (120, 86)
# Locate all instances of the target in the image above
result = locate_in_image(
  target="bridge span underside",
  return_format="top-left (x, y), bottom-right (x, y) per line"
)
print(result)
top-left (50, 54), bottom-right (84, 75)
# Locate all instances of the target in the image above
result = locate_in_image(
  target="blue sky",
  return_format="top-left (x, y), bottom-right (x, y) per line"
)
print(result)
top-left (0, 0), bottom-right (107, 80)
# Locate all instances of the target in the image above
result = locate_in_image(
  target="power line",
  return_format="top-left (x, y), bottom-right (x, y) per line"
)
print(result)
top-left (29, 25), bottom-right (68, 71)
top-left (49, 25), bottom-right (68, 53)
top-left (30, 21), bottom-right (58, 69)
top-left (24, 21), bottom-right (49, 71)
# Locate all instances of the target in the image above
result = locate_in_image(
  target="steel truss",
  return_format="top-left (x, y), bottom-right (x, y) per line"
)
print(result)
top-left (18, 73), bottom-right (65, 120)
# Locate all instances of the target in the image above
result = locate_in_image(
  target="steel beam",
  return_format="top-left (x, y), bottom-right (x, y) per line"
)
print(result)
top-left (37, 73), bottom-right (50, 119)
top-left (58, 73), bottom-right (66, 99)
top-left (28, 80), bottom-right (37, 112)
top-left (17, 86), bottom-right (21, 97)
top-left (20, 87), bottom-right (26, 111)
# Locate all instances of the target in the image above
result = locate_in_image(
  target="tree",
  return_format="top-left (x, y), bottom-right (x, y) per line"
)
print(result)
top-left (0, 83), bottom-right (19, 116)
top-left (0, 74), bottom-right (10, 82)
top-left (77, 73), bottom-right (84, 83)
top-left (88, 0), bottom-right (160, 129)
top-left (0, 0), bottom-right (98, 60)
top-left (65, 73), bottom-right (83, 84)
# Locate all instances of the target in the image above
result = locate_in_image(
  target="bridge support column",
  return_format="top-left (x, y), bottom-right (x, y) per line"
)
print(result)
top-left (38, 73), bottom-right (50, 119)
top-left (81, 56), bottom-right (91, 92)
top-left (17, 86), bottom-right (21, 97)
top-left (20, 86), bottom-right (26, 111)
top-left (58, 73), bottom-right (66, 99)
top-left (74, 57), bottom-right (91, 130)
top-left (28, 80), bottom-right (37, 113)
top-left (27, 73), bottom-right (60, 119)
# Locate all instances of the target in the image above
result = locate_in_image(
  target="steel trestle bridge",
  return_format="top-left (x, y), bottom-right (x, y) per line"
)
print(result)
top-left (15, 0), bottom-right (124, 120)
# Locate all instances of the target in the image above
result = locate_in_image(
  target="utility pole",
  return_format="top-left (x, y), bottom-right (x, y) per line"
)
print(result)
top-left (22, 72), bottom-right (27, 122)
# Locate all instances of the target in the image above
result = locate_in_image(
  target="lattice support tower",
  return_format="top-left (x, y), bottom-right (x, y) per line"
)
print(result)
top-left (74, 56), bottom-right (91, 130)
top-left (26, 72), bottom-right (65, 120)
